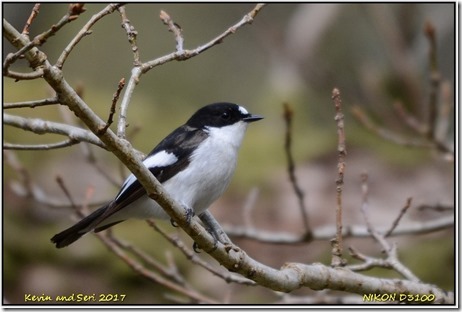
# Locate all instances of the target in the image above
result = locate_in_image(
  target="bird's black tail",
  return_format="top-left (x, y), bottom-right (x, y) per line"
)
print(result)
top-left (51, 206), bottom-right (107, 248)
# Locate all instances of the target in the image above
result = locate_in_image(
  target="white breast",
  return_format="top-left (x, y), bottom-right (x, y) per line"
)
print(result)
top-left (163, 120), bottom-right (248, 215)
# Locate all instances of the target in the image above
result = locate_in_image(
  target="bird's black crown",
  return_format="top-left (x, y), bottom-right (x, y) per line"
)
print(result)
top-left (186, 102), bottom-right (260, 129)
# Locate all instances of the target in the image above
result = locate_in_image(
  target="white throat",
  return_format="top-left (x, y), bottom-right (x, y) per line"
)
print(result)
top-left (205, 121), bottom-right (248, 150)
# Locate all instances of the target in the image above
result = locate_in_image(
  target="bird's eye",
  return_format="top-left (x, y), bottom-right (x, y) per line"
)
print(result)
top-left (221, 112), bottom-right (230, 120)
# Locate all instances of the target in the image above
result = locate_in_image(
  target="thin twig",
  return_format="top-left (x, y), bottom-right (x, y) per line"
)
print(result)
top-left (160, 10), bottom-right (184, 52)
top-left (117, 3), bottom-right (266, 138)
top-left (55, 175), bottom-right (77, 209)
top-left (282, 103), bottom-right (310, 232)
top-left (3, 68), bottom-right (45, 81)
top-left (118, 6), bottom-right (141, 66)
top-left (4, 150), bottom-right (34, 198)
top-left (4, 139), bottom-right (79, 150)
top-left (107, 232), bottom-right (188, 286)
top-left (352, 105), bottom-right (434, 148)
top-left (22, 3), bottom-right (41, 36)
top-left (98, 78), bottom-right (125, 135)
top-left (4, 150), bottom-right (107, 208)
top-left (384, 197), bottom-right (412, 237)
top-left (355, 173), bottom-right (420, 282)
top-left (97, 231), bottom-right (218, 304)
top-left (142, 3), bottom-right (266, 70)
top-left (147, 220), bottom-right (255, 286)
top-left (8, 3), bottom-right (87, 67)
top-left (417, 203), bottom-right (453, 212)
top-left (56, 3), bottom-right (123, 69)
top-left (331, 88), bottom-right (346, 267)
top-left (392, 100), bottom-right (426, 135)
top-left (424, 20), bottom-right (440, 140)
top-left (4, 97), bottom-right (59, 109)
top-left (4, 113), bottom-right (106, 149)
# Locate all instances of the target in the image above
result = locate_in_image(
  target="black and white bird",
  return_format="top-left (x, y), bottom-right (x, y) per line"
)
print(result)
top-left (51, 102), bottom-right (263, 248)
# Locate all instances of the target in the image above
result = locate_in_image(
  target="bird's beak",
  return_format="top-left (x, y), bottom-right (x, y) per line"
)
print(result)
top-left (243, 114), bottom-right (264, 123)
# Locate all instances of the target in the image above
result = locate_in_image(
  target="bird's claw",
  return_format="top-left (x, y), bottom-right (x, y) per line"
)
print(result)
top-left (193, 242), bottom-right (201, 253)
top-left (192, 238), bottom-right (218, 254)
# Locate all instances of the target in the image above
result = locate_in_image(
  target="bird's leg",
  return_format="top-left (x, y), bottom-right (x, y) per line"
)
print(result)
top-left (199, 211), bottom-right (231, 245)
top-left (193, 212), bottom-right (230, 253)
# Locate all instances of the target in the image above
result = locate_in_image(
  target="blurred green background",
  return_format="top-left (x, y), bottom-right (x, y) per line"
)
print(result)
top-left (3, 3), bottom-right (455, 304)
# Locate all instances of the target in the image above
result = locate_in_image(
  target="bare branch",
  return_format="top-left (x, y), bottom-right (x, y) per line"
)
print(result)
top-left (5, 150), bottom-right (107, 208)
top-left (9, 3), bottom-right (87, 67)
top-left (3, 68), bottom-right (44, 81)
top-left (384, 197), bottom-right (412, 237)
top-left (118, 6), bottom-right (141, 66)
top-left (352, 105), bottom-right (433, 148)
top-left (22, 3), bottom-right (41, 36)
top-left (282, 103), bottom-right (310, 232)
top-left (354, 173), bottom-right (421, 282)
top-left (222, 214), bottom-right (453, 244)
top-left (56, 3), bottom-right (123, 69)
top-left (4, 97), bottom-right (59, 109)
top-left (392, 100), bottom-right (427, 134)
top-left (4, 139), bottom-right (79, 150)
top-left (97, 78), bottom-right (125, 135)
top-left (424, 20), bottom-right (440, 140)
top-left (4, 113), bottom-right (106, 149)
top-left (100, 233), bottom-right (219, 304)
top-left (117, 3), bottom-right (266, 138)
top-left (56, 175), bottom-right (77, 209)
top-left (331, 88), bottom-right (346, 267)
top-left (148, 220), bottom-right (255, 286)
top-left (107, 231), bottom-right (188, 287)
top-left (417, 203), bottom-right (453, 212)
top-left (160, 10), bottom-right (184, 52)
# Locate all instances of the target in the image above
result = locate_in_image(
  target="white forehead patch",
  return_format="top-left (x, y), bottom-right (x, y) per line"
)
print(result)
top-left (238, 106), bottom-right (249, 116)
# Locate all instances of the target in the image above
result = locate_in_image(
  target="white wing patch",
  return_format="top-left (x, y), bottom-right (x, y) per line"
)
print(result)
top-left (238, 106), bottom-right (249, 116)
top-left (116, 151), bottom-right (178, 200)
top-left (143, 150), bottom-right (178, 168)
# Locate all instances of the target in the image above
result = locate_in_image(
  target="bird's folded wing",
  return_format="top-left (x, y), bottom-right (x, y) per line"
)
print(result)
top-left (92, 126), bottom-right (208, 226)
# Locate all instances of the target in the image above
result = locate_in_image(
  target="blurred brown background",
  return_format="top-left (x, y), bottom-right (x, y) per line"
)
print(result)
top-left (3, 3), bottom-right (455, 304)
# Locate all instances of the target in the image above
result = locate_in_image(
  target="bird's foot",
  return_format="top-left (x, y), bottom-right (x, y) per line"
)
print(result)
top-left (169, 205), bottom-right (195, 227)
